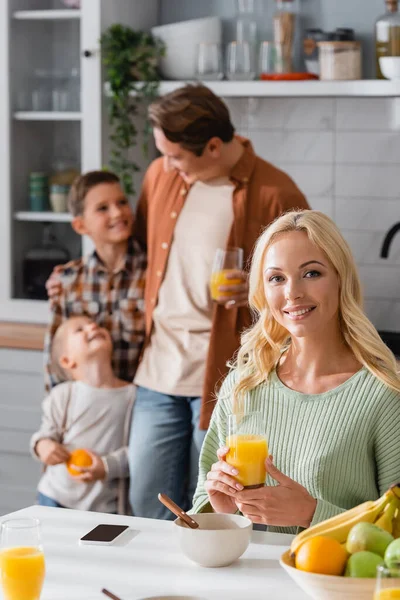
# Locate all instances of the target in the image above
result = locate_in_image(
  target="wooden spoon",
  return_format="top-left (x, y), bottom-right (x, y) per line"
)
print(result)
top-left (158, 493), bottom-right (199, 529)
top-left (102, 589), bottom-right (122, 600)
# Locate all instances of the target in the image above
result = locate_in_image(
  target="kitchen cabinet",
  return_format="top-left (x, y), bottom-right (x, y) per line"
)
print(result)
top-left (0, 0), bottom-right (158, 323)
top-left (0, 348), bottom-right (43, 516)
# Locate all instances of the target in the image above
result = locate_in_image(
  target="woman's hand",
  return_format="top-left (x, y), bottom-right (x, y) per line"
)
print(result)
top-left (72, 450), bottom-right (107, 483)
top-left (235, 456), bottom-right (317, 528)
top-left (36, 438), bottom-right (70, 466)
top-left (205, 446), bottom-right (244, 514)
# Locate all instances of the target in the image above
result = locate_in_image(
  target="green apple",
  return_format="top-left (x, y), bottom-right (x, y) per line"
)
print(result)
top-left (345, 551), bottom-right (384, 578)
top-left (384, 538), bottom-right (400, 568)
top-left (346, 522), bottom-right (394, 557)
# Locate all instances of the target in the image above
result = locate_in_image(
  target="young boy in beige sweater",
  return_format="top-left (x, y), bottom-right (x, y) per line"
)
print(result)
top-left (31, 315), bottom-right (135, 514)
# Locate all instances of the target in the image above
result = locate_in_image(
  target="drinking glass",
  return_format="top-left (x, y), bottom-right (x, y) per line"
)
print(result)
top-left (0, 518), bottom-right (46, 600)
top-left (374, 564), bottom-right (400, 599)
top-left (258, 41), bottom-right (284, 76)
top-left (196, 43), bottom-right (223, 80)
top-left (226, 41), bottom-right (255, 80)
top-left (226, 412), bottom-right (268, 488)
top-left (31, 69), bottom-right (52, 111)
top-left (209, 247), bottom-right (243, 301)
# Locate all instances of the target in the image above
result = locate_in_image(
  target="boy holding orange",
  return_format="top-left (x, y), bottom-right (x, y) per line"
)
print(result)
top-left (31, 315), bottom-right (134, 514)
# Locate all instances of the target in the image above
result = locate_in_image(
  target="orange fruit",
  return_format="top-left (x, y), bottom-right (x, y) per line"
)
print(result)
top-left (295, 535), bottom-right (348, 576)
top-left (66, 449), bottom-right (92, 477)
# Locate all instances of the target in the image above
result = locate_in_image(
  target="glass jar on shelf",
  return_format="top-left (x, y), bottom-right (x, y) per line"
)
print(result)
top-left (31, 69), bottom-right (52, 112)
top-left (318, 41), bottom-right (362, 80)
top-left (235, 0), bottom-right (258, 74)
top-left (273, 0), bottom-right (298, 73)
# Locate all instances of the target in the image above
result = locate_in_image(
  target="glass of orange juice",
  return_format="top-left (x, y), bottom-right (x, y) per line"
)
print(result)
top-left (375, 564), bottom-right (400, 599)
top-left (0, 518), bottom-right (46, 600)
top-left (210, 247), bottom-right (244, 301)
top-left (226, 412), bottom-right (268, 489)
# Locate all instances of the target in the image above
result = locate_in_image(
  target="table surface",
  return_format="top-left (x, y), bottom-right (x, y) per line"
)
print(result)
top-left (0, 506), bottom-right (310, 600)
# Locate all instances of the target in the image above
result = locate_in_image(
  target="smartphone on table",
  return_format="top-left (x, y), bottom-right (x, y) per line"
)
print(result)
top-left (79, 524), bottom-right (129, 546)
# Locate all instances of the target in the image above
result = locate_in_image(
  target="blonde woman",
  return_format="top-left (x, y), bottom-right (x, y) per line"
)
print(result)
top-left (192, 210), bottom-right (400, 532)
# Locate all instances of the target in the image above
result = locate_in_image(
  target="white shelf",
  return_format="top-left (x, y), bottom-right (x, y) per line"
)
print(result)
top-left (14, 112), bottom-right (82, 121)
top-left (116, 80), bottom-right (400, 98)
top-left (14, 211), bottom-right (72, 223)
top-left (13, 9), bottom-right (81, 20)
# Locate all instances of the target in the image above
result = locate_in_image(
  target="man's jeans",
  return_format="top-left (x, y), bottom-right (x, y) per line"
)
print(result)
top-left (128, 386), bottom-right (207, 519)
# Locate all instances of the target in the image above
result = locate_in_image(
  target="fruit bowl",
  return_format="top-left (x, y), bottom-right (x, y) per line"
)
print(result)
top-left (280, 550), bottom-right (376, 600)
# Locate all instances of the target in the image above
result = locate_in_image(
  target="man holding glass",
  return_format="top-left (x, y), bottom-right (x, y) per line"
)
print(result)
top-left (130, 84), bottom-right (309, 519)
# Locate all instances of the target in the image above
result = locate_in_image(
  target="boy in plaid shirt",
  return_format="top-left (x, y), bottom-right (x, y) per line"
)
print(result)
top-left (44, 171), bottom-right (146, 390)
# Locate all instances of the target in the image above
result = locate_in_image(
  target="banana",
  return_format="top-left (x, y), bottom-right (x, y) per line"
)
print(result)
top-left (290, 488), bottom-right (394, 557)
top-left (392, 508), bottom-right (400, 539)
top-left (374, 496), bottom-right (399, 534)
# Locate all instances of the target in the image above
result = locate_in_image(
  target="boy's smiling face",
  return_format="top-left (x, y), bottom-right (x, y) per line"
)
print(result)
top-left (72, 182), bottom-right (133, 246)
top-left (59, 316), bottom-right (112, 373)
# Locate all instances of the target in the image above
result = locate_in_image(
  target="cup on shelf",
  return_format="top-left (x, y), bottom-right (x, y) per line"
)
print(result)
top-left (196, 42), bottom-right (224, 81)
top-left (258, 41), bottom-right (284, 77)
top-left (50, 184), bottom-right (69, 213)
top-left (29, 172), bottom-right (49, 212)
top-left (31, 69), bottom-right (52, 112)
top-left (226, 41), bottom-right (255, 80)
top-left (52, 89), bottom-right (69, 112)
top-left (67, 68), bottom-right (81, 111)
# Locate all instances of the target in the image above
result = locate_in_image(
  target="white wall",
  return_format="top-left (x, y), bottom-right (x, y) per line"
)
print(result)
top-left (222, 95), bottom-right (400, 332)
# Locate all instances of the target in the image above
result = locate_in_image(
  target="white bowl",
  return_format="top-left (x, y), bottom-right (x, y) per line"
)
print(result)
top-left (174, 513), bottom-right (252, 568)
top-left (379, 56), bottom-right (400, 80)
top-left (151, 17), bottom-right (222, 80)
top-left (280, 550), bottom-right (376, 600)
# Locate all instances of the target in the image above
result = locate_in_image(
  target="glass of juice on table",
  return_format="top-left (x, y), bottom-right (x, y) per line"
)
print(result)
top-left (375, 564), bottom-right (400, 599)
top-left (226, 412), bottom-right (268, 488)
top-left (0, 518), bottom-right (45, 600)
top-left (210, 247), bottom-right (244, 301)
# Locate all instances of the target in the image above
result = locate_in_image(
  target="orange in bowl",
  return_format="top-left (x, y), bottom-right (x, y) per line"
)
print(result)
top-left (295, 536), bottom-right (348, 576)
top-left (66, 449), bottom-right (92, 477)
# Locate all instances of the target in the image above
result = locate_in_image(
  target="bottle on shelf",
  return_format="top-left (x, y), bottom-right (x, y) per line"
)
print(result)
top-left (235, 0), bottom-right (258, 74)
top-left (273, 0), bottom-right (297, 73)
top-left (375, 0), bottom-right (400, 78)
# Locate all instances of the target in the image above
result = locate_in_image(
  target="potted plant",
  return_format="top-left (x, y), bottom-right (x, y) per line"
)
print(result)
top-left (100, 24), bottom-right (165, 196)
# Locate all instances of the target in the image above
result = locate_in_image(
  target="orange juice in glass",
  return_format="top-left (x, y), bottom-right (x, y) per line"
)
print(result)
top-left (0, 518), bottom-right (45, 600)
top-left (210, 247), bottom-right (243, 301)
top-left (226, 412), bottom-right (268, 488)
top-left (375, 565), bottom-right (400, 600)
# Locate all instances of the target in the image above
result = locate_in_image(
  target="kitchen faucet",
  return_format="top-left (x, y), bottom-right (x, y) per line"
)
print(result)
top-left (380, 222), bottom-right (400, 258)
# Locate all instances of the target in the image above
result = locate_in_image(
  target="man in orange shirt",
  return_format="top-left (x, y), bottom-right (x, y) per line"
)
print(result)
top-left (129, 84), bottom-right (309, 519)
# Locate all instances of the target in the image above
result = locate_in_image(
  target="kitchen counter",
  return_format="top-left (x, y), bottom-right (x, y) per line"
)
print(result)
top-left (0, 321), bottom-right (46, 350)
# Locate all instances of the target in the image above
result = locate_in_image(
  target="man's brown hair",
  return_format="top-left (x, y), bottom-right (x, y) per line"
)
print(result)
top-left (67, 170), bottom-right (120, 217)
top-left (148, 84), bottom-right (235, 156)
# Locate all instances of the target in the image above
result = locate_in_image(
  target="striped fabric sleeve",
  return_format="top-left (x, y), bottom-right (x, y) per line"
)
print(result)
top-left (310, 499), bottom-right (346, 526)
top-left (191, 372), bottom-right (235, 514)
top-left (374, 387), bottom-right (400, 494)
